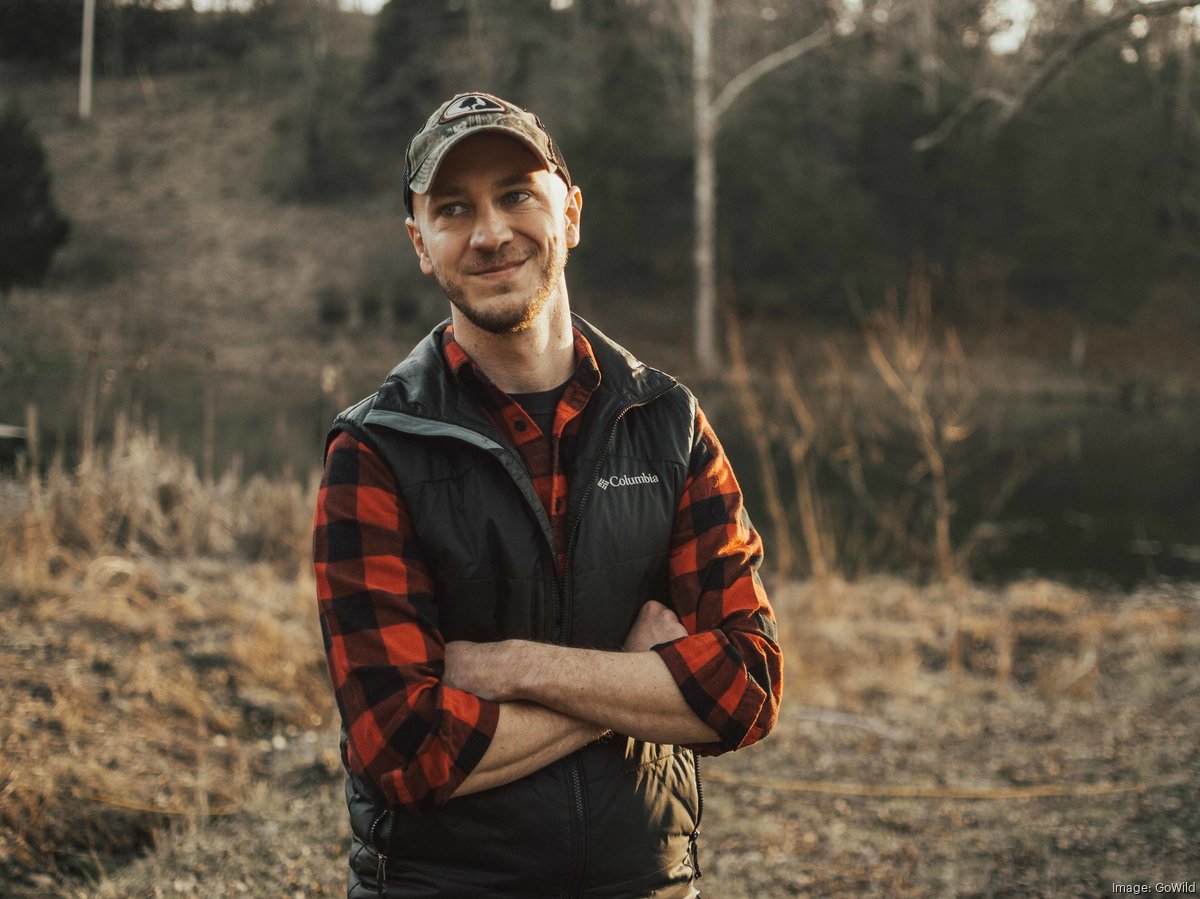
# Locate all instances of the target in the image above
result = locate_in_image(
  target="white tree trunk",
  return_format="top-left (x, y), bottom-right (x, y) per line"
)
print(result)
top-left (1172, 13), bottom-right (1195, 227)
top-left (918, 0), bottom-right (939, 113)
top-left (1176, 15), bottom-right (1194, 133)
top-left (693, 0), bottom-right (719, 376)
top-left (80, 0), bottom-right (96, 121)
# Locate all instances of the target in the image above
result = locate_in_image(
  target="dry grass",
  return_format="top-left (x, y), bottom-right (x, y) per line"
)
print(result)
top-left (702, 575), bottom-right (1200, 898)
top-left (3, 414), bottom-right (314, 568)
top-left (727, 274), bottom-right (1040, 583)
top-left (36, 573), bottom-right (1198, 898)
top-left (0, 423), bottom-right (332, 885)
top-left (2, 420), bottom-right (1196, 895)
top-left (771, 574), bottom-right (1197, 710)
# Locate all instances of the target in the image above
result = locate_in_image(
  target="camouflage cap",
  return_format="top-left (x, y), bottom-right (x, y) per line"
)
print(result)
top-left (403, 92), bottom-right (571, 216)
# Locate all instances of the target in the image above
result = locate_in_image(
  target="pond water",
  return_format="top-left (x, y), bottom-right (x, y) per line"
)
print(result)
top-left (3, 367), bottom-right (1199, 589)
top-left (720, 397), bottom-right (1200, 589)
top-left (969, 401), bottom-right (1200, 587)
top-left (0, 366), bottom-right (345, 479)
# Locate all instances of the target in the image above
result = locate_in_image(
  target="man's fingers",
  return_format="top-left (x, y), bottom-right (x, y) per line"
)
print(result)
top-left (624, 600), bottom-right (688, 652)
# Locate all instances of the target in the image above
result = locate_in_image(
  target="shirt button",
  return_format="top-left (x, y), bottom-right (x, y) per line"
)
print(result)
top-left (514, 420), bottom-right (526, 431)
top-left (555, 498), bottom-right (563, 512)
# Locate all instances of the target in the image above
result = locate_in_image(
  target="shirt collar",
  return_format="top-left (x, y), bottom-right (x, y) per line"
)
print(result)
top-left (441, 323), bottom-right (602, 397)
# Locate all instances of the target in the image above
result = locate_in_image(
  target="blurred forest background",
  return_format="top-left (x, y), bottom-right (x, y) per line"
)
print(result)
top-left (1, 0), bottom-right (1199, 896)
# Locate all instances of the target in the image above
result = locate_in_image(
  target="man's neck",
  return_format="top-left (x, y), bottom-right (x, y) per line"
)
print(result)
top-left (450, 291), bottom-right (576, 394)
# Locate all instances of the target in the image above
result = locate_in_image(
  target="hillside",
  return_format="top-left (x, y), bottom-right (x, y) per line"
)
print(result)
top-left (5, 22), bottom-right (1200, 425)
top-left (4, 38), bottom-right (416, 371)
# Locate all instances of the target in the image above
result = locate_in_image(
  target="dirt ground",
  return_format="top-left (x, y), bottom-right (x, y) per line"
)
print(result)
top-left (6, 574), bottom-right (1195, 899)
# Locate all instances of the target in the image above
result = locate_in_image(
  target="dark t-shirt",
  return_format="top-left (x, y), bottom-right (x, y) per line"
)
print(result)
top-left (509, 379), bottom-right (570, 447)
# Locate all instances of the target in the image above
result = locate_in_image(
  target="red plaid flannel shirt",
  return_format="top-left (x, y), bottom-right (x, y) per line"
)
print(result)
top-left (314, 326), bottom-right (781, 813)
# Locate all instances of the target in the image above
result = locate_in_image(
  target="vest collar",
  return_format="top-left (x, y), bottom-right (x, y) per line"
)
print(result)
top-left (372, 314), bottom-right (676, 428)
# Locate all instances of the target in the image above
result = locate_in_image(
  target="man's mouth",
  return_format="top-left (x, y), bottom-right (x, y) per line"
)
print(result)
top-left (469, 257), bottom-right (528, 278)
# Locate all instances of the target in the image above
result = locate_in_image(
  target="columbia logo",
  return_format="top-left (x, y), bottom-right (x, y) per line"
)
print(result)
top-left (597, 472), bottom-right (661, 490)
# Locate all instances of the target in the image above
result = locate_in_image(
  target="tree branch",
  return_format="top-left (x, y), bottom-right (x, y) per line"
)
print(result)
top-left (914, 0), bottom-right (1199, 151)
top-left (912, 88), bottom-right (1015, 152)
top-left (997, 0), bottom-right (1198, 129)
top-left (712, 23), bottom-right (836, 122)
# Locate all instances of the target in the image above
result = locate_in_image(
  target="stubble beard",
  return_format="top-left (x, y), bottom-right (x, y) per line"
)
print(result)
top-left (435, 241), bottom-right (568, 336)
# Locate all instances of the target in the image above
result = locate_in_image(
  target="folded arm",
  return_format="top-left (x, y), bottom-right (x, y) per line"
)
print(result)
top-left (315, 432), bottom-right (600, 813)
top-left (444, 600), bottom-right (719, 746)
top-left (446, 406), bottom-right (783, 755)
top-left (453, 701), bottom-right (605, 797)
top-left (653, 405), bottom-right (782, 752)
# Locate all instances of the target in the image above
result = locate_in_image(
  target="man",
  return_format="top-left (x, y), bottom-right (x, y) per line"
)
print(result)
top-left (314, 92), bottom-right (782, 898)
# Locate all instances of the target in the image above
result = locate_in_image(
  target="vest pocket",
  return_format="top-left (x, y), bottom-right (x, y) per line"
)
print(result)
top-left (568, 551), bottom-right (669, 650)
top-left (581, 740), bottom-right (699, 891)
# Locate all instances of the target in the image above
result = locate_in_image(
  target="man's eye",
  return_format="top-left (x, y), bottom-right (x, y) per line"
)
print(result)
top-left (502, 190), bottom-right (531, 205)
top-left (438, 203), bottom-right (465, 218)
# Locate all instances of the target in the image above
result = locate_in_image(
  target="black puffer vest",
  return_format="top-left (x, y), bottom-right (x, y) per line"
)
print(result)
top-left (327, 316), bottom-right (703, 899)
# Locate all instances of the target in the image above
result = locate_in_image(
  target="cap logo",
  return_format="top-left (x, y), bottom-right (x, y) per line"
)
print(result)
top-left (440, 95), bottom-right (506, 122)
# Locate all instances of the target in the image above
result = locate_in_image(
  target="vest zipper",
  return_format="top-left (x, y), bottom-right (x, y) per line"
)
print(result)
top-left (565, 758), bottom-right (588, 897)
top-left (690, 754), bottom-right (704, 878)
top-left (557, 383), bottom-right (677, 644)
top-left (369, 809), bottom-right (391, 896)
top-left (556, 384), bottom-right (677, 897)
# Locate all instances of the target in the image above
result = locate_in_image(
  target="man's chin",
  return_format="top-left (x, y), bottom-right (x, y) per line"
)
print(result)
top-left (451, 295), bottom-right (543, 335)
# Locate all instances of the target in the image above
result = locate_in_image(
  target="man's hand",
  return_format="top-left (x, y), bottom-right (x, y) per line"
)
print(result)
top-left (623, 600), bottom-right (688, 653)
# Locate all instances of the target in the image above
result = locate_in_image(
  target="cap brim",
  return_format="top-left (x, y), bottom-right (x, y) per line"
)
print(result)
top-left (408, 124), bottom-right (556, 196)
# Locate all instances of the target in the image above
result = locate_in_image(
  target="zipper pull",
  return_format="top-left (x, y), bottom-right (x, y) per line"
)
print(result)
top-left (689, 830), bottom-right (703, 878)
top-left (376, 850), bottom-right (388, 896)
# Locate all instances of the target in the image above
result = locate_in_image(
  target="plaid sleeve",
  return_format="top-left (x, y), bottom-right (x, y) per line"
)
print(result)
top-left (313, 430), bottom-right (500, 813)
top-left (653, 406), bottom-right (783, 755)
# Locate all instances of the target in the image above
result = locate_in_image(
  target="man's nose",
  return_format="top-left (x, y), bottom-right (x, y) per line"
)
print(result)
top-left (470, 203), bottom-right (512, 252)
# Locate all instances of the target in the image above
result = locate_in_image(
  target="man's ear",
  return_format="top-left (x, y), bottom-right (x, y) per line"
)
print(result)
top-left (406, 216), bottom-right (435, 277)
top-left (565, 185), bottom-right (583, 249)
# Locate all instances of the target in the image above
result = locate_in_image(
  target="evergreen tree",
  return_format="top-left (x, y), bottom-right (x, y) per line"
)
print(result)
top-left (720, 39), bottom-right (881, 320)
top-left (363, 0), bottom-right (470, 140)
top-left (1000, 36), bottom-right (1170, 326)
top-left (563, 0), bottom-right (692, 290)
top-left (0, 101), bottom-right (70, 295)
top-left (364, 0), bottom-right (573, 140)
top-left (0, 0), bottom-right (80, 72)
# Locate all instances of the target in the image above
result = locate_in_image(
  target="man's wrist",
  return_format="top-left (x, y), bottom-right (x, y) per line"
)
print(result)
top-left (504, 639), bottom-right (547, 702)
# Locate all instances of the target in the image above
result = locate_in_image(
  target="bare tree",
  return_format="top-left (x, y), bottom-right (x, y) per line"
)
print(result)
top-left (686, 0), bottom-right (837, 374)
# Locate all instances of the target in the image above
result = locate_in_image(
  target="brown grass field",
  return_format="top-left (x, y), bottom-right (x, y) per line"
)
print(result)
top-left (1, 429), bottom-right (1197, 898)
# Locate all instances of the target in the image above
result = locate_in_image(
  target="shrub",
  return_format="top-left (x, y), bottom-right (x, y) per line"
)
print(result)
top-left (315, 284), bottom-right (350, 330)
top-left (358, 292), bottom-right (382, 328)
top-left (0, 100), bottom-right (70, 295)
